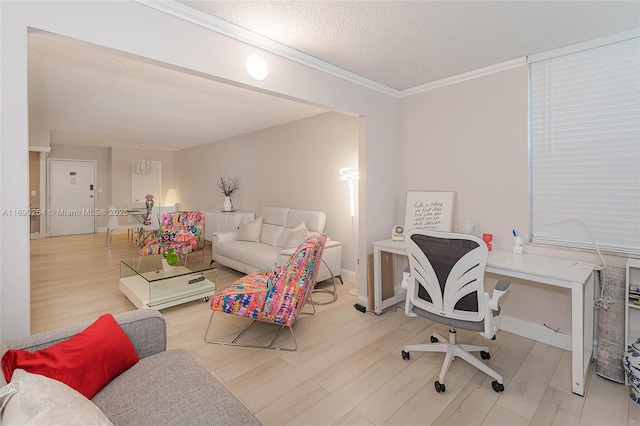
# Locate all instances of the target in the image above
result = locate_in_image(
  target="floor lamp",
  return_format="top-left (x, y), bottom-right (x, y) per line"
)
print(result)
top-left (339, 167), bottom-right (359, 297)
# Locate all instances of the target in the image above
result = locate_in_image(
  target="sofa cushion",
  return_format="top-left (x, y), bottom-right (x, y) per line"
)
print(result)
top-left (92, 349), bottom-right (260, 426)
top-left (237, 216), bottom-right (262, 242)
top-left (242, 245), bottom-right (279, 271)
top-left (260, 223), bottom-right (284, 247)
top-left (1, 369), bottom-right (113, 425)
top-left (2, 314), bottom-right (139, 399)
top-left (287, 209), bottom-right (326, 233)
top-left (260, 206), bottom-right (289, 227)
top-left (284, 221), bottom-right (310, 248)
top-left (216, 240), bottom-right (258, 260)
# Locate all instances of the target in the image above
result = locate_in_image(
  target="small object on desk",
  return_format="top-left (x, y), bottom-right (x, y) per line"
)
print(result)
top-left (391, 225), bottom-right (405, 241)
top-left (513, 235), bottom-right (524, 254)
top-left (188, 275), bottom-right (205, 284)
top-left (482, 233), bottom-right (493, 251)
top-left (461, 220), bottom-right (474, 234)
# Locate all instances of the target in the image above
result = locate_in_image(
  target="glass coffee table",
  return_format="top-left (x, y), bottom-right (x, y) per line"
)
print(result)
top-left (119, 255), bottom-right (217, 310)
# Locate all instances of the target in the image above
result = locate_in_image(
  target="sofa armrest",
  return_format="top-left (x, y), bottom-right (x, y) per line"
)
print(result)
top-left (6, 310), bottom-right (167, 360)
top-left (212, 231), bottom-right (238, 243)
top-left (211, 231), bottom-right (238, 261)
top-left (277, 239), bottom-right (342, 283)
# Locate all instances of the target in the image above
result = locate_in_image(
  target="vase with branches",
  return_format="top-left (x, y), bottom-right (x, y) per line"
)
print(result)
top-left (218, 176), bottom-right (238, 211)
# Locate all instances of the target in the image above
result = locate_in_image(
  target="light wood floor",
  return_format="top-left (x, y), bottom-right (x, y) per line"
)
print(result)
top-left (30, 232), bottom-right (640, 425)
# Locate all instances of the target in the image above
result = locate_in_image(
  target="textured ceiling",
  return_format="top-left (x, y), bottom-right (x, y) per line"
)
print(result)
top-left (28, 1), bottom-right (640, 151)
top-left (177, 0), bottom-right (640, 90)
top-left (28, 31), bottom-right (329, 151)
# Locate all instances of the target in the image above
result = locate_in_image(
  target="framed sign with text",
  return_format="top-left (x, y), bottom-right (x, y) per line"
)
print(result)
top-left (404, 190), bottom-right (456, 232)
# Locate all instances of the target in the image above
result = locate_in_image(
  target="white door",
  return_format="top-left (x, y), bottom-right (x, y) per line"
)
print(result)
top-left (48, 159), bottom-right (96, 236)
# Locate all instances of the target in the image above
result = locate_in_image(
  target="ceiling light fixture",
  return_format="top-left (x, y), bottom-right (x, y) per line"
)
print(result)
top-left (245, 54), bottom-right (268, 81)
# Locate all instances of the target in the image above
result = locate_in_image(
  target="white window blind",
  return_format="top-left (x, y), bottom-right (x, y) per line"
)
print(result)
top-left (530, 33), bottom-right (640, 256)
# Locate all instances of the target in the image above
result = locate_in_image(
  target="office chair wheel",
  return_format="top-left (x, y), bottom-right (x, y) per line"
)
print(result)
top-left (204, 296), bottom-right (210, 302)
top-left (401, 350), bottom-right (410, 360)
top-left (434, 381), bottom-right (445, 393)
top-left (430, 336), bottom-right (439, 343)
top-left (491, 381), bottom-right (504, 392)
top-left (480, 351), bottom-right (490, 360)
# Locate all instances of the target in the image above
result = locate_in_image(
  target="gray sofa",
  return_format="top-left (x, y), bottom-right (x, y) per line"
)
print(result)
top-left (3, 309), bottom-right (260, 426)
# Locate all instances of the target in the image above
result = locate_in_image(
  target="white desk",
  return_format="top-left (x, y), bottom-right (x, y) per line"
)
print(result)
top-left (372, 239), bottom-right (595, 396)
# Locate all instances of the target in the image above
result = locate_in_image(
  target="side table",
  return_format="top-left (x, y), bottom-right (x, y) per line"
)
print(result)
top-left (204, 211), bottom-right (255, 240)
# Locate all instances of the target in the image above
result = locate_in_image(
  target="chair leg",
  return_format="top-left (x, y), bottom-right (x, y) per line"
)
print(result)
top-left (204, 311), bottom-right (300, 351)
top-left (438, 346), bottom-right (456, 384)
top-left (204, 311), bottom-right (216, 342)
top-left (105, 229), bottom-right (111, 248)
top-left (452, 346), bottom-right (503, 384)
top-left (300, 293), bottom-right (317, 315)
top-left (403, 327), bottom-right (504, 389)
top-left (310, 259), bottom-right (338, 305)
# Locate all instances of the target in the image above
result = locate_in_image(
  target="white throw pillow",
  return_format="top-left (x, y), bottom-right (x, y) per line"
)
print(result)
top-left (237, 216), bottom-right (262, 242)
top-left (284, 221), bottom-right (309, 248)
top-left (260, 223), bottom-right (283, 247)
top-left (0, 369), bottom-right (113, 425)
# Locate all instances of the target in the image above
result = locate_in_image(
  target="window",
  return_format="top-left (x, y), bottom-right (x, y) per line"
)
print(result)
top-left (529, 30), bottom-right (640, 256)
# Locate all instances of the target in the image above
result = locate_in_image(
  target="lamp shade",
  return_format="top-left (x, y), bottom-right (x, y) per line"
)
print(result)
top-left (164, 189), bottom-right (176, 206)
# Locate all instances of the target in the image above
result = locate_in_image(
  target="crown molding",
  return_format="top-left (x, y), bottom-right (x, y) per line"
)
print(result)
top-left (134, 0), bottom-right (401, 97)
top-left (528, 27), bottom-right (640, 63)
top-left (399, 57), bottom-right (527, 96)
top-left (135, 1), bottom-right (527, 99)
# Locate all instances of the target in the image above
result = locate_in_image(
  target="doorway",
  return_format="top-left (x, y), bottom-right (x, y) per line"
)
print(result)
top-left (48, 159), bottom-right (96, 236)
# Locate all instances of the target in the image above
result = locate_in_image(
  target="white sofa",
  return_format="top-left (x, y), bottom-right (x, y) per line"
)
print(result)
top-left (211, 206), bottom-right (342, 284)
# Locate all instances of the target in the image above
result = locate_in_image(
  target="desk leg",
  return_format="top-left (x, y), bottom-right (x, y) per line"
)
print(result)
top-left (373, 247), bottom-right (382, 315)
top-left (571, 272), bottom-right (594, 396)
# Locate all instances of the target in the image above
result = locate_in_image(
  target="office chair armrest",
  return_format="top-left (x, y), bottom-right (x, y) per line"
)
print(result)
top-left (488, 280), bottom-right (511, 311)
top-left (401, 266), bottom-right (410, 290)
top-left (402, 267), bottom-right (418, 317)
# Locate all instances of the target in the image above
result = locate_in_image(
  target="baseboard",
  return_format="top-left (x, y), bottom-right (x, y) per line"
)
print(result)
top-left (347, 299), bottom-right (573, 347)
top-left (340, 268), bottom-right (356, 283)
top-left (500, 315), bottom-right (571, 351)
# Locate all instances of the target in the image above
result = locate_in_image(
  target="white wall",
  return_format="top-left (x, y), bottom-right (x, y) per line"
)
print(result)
top-left (48, 145), bottom-right (110, 228)
top-left (401, 66), bottom-right (568, 329)
top-left (0, 1), bottom-right (401, 339)
top-left (175, 111), bottom-right (359, 272)
top-left (109, 147), bottom-right (176, 213)
top-left (402, 66), bottom-right (529, 248)
top-left (401, 65), bottom-right (626, 334)
top-left (44, 145), bottom-right (175, 230)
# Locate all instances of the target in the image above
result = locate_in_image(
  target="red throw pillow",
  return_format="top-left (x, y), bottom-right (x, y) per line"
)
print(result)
top-left (1, 313), bottom-right (139, 399)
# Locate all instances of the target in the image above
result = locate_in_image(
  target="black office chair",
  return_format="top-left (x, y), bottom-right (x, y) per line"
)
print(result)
top-left (401, 229), bottom-right (511, 393)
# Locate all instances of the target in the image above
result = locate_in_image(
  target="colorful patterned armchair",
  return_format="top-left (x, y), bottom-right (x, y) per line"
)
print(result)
top-left (139, 211), bottom-right (205, 262)
top-left (204, 234), bottom-right (326, 351)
